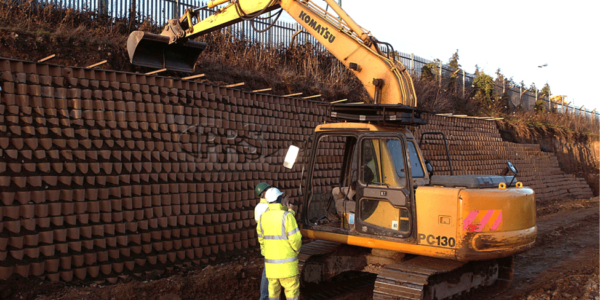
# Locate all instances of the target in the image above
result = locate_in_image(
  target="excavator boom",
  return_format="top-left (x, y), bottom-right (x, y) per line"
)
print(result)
top-left (127, 0), bottom-right (417, 106)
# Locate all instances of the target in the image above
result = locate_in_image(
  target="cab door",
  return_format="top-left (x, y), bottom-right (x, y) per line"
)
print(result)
top-left (355, 134), bottom-right (415, 239)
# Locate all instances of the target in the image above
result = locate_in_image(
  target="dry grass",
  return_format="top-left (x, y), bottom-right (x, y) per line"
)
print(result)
top-left (0, 2), bottom-right (597, 140)
top-left (499, 110), bottom-right (599, 141)
top-left (193, 31), bottom-right (368, 101)
top-left (0, 1), bottom-right (367, 101)
top-left (412, 76), bottom-right (481, 114)
top-left (0, 0), bottom-right (151, 40)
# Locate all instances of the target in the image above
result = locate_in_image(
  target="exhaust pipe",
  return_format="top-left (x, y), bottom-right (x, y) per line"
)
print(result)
top-left (127, 31), bottom-right (207, 73)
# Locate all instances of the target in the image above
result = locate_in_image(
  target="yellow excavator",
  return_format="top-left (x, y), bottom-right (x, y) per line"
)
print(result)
top-left (127, 0), bottom-right (537, 298)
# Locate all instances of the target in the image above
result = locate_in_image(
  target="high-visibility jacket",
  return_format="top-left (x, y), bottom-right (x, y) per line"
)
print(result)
top-left (366, 159), bottom-right (378, 183)
top-left (254, 198), bottom-right (269, 221)
top-left (257, 203), bottom-right (302, 279)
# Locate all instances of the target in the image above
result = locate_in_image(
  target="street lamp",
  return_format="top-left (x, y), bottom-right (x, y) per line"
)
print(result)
top-left (536, 64), bottom-right (551, 110)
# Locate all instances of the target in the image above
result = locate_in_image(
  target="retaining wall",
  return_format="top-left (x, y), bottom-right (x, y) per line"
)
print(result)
top-left (415, 116), bottom-right (594, 200)
top-left (0, 57), bottom-right (593, 282)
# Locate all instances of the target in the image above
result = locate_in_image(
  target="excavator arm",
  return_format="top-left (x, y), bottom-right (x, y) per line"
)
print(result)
top-left (127, 0), bottom-right (416, 106)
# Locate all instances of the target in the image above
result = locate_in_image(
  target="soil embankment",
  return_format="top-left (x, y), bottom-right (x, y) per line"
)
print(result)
top-left (499, 125), bottom-right (599, 196)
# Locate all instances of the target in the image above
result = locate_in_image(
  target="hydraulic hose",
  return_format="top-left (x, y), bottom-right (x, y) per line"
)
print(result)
top-left (233, 0), bottom-right (283, 33)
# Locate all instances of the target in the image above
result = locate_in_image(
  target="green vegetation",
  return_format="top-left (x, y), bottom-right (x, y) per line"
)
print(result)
top-left (473, 66), bottom-right (496, 112)
top-left (420, 60), bottom-right (440, 82)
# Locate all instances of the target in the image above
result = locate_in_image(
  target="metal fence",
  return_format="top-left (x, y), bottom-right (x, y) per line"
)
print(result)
top-left (26, 0), bottom-right (599, 120)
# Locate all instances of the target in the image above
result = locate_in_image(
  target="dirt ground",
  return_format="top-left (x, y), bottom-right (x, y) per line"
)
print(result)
top-left (499, 197), bottom-right (599, 300)
top-left (0, 250), bottom-right (266, 300)
top-left (0, 197), bottom-right (598, 300)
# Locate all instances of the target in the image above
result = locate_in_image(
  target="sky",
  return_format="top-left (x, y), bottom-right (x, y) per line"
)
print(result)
top-left (274, 0), bottom-right (599, 112)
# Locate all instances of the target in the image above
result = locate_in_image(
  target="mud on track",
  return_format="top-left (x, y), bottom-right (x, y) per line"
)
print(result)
top-left (1, 198), bottom-right (598, 300)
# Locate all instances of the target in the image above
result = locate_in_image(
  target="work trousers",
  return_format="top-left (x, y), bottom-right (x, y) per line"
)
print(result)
top-left (260, 268), bottom-right (269, 300)
top-left (268, 275), bottom-right (300, 300)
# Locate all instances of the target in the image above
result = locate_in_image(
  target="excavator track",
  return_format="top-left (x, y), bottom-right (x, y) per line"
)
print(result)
top-left (373, 256), bottom-right (465, 299)
top-left (373, 256), bottom-right (514, 300)
top-left (298, 240), bottom-right (341, 274)
top-left (304, 272), bottom-right (377, 300)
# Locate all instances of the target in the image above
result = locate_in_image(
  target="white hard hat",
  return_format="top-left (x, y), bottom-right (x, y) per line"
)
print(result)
top-left (265, 188), bottom-right (284, 203)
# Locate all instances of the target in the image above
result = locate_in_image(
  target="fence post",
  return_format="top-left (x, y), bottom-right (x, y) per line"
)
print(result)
top-left (462, 69), bottom-right (465, 98)
top-left (241, 20), bottom-right (245, 40)
top-left (129, 0), bottom-right (137, 32)
top-left (410, 53), bottom-right (414, 74)
top-left (268, 14), bottom-right (273, 46)
top-left (519, 86), bottom-right (522, 108)
top-left (173, 0), bottom-right (180, 19)
top-left (438, 60), bottom-right (442, 88)
top-left (98, 0), bottom-right (108, 15)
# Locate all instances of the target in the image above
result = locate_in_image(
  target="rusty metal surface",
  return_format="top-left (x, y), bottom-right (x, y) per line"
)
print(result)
top-left (127, 31), bottom-right (207, 73)
top-left (372, 256), bottom-right (515, 300)
top-left (298, 240), bottom-right (341, 274)
top-left (373, 256), bottom-right (465, 300)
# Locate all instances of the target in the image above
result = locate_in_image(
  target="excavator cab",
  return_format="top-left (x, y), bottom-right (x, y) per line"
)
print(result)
top-left (288, 104), bottom-right (429, 242)
top-left (301, 129), bottom-right (418, 240)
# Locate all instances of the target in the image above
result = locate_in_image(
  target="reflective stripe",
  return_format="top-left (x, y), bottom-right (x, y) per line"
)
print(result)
top-left (263, 235), bottom-right (288, 240)
top-left (265, 257), bottom-right (298, 264)
top-left (269, 298), bottom-right (279, 300)
top-left (288, 298), bottom-right (300, 300)
top-left (287, 227), bottom-right (300, 236)
top-left (259, 215), bottom-right (265, 236)
top-left (282, 211), bottom-right (290, 239)
top-left (282, 211), bottom-right (300, 253)
top-left (261, 209), bottom-right (291, 240)
top-left (257, 234), bottom-right (263, 238)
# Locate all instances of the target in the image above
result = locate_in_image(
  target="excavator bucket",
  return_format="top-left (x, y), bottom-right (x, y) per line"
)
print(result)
top-left (127, 31), bottom-right (207, 73)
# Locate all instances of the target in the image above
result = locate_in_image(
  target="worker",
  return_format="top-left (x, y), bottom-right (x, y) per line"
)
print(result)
top-left (362, 141), bottom-right (379, 183)
top-left (258, 188), bottom-right (302, 300)
top-left (254, 182), bottom-right (272, 300)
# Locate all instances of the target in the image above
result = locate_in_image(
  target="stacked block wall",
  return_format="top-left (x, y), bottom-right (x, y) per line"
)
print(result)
top-left (0, 58), bottom-right (327, 282)
top-left (414, 115), bottom-right (594, 201)
top-left (0, 57), bottom-right (593, 283)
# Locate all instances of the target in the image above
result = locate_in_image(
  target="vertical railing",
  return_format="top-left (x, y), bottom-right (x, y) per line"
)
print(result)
top-left (16, 0), bottom-right (599, 119)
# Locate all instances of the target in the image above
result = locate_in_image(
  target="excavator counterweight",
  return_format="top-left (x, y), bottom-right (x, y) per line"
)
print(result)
top-left (127, 31), bottom-right (207, 73)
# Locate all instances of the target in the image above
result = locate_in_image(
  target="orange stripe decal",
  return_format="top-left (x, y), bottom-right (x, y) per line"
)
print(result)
top-left (475, 210), bottom-right (495, 232)
top-left (463, 209), bottom-right (503, 232)
top-left (490, 210), bottom-right (503, 231)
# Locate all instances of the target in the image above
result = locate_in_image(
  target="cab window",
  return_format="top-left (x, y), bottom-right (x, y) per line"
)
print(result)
top-left (386, 139), bottom-right (406, 179)
top-left (361, 139), bottom-right (380, 184)
top-left (407, 141), bottom-right (425, 178)
top-left (360, 138), bottom-right (406, 188)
